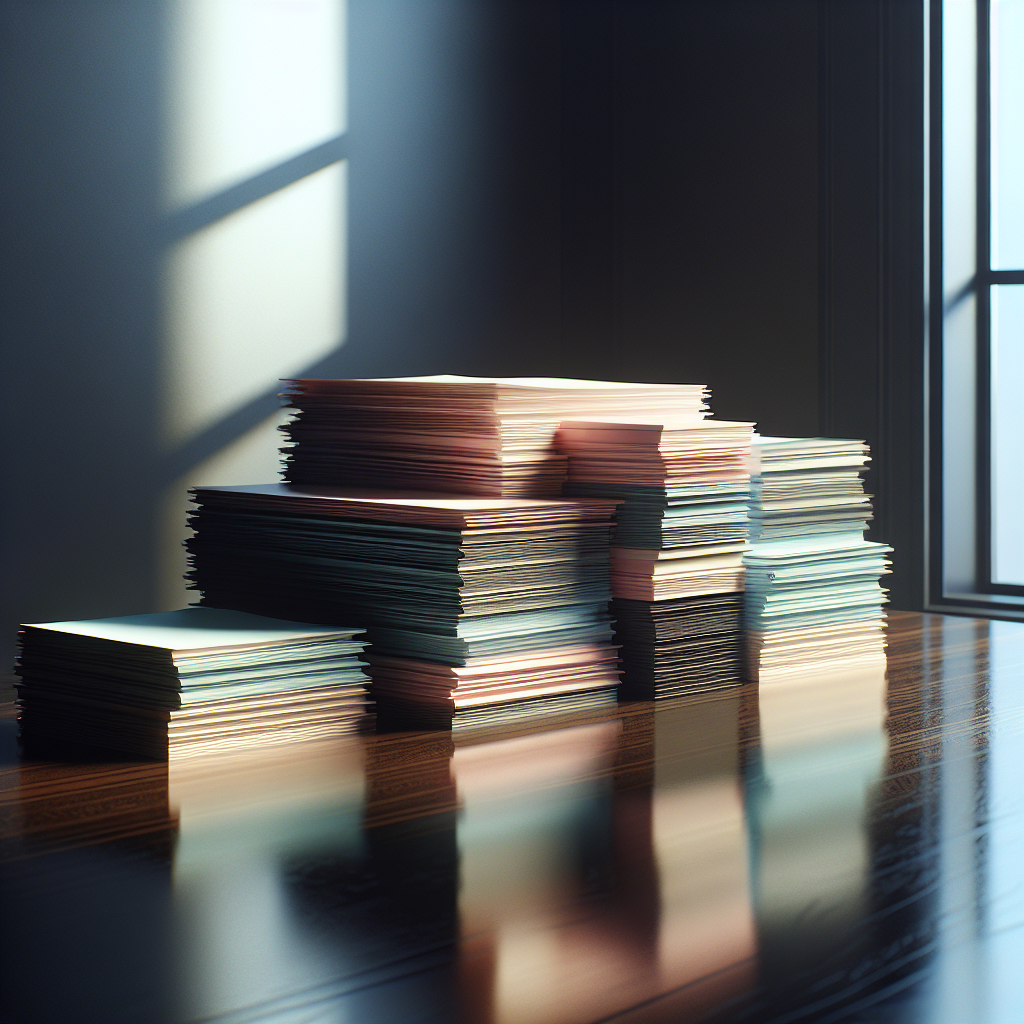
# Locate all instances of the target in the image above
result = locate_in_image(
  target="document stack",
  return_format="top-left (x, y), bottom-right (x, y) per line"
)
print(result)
top-left (281, 376), bottom-right (709, 497)
top-left (16, 608), bottom-right (370, 759)
top-left (559, 419), bottom-right (755, 699)
top-left (743, 437), bottom-right (890, 683)
top-left (186, 485), bottom-right (622, 730)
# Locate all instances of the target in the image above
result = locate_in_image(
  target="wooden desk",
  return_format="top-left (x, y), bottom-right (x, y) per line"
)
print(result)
top-left (1, 611), bottom-right (1021, 1023)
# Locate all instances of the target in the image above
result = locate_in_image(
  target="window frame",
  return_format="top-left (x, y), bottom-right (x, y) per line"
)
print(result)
top-left (977, 0), bottom-right (1024, 595)
top-left (927, 0), bottom-right (1024, 618)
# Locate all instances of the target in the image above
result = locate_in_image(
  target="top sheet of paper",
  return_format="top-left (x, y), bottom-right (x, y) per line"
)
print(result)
top-left (22, 607), bottom-right (361, 653)
top-left (191, 484), bottom-right (619, 529)
top-left (288, 374), bottom-right (705, 391)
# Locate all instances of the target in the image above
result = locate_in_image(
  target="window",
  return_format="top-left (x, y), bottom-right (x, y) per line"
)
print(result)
top-left (929, 0), bottom-right (1024, 616)
top-left (984, 1), bottom-right (1024, 589)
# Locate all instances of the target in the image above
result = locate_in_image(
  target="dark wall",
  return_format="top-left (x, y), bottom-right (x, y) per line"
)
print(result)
top-left (560, 0), bottom-right (821, 436)
top-left (556, 0), bottom-right (926, 608)
top-left (818, 0), bottom-right (927, 610)
top-left (342, 0), bottom-right (563, 378)
top-left (1, 1), bottom-right (166, 662)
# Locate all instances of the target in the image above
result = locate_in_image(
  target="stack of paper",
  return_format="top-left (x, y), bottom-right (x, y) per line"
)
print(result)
top-left (558, 419), bottom-right (755, 698)
top-left (609, 593), bottom-right (749, 692)
top-left (744, 437), bottom-right (890, 682)
top-left (186, 484), bottom-right (622, 729)
top-left (280, 376), bottom-right (709, 498)
top-left (749, 437), bottom-right (873, 542)
top-left (15, 607), bottom-right (370, 759)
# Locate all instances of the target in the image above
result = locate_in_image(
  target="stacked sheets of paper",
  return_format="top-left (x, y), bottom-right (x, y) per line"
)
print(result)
top-left (15, 607), bottom-right (370, 759)
top-left (559, 418), bottom-right (755, 699)
top-left (280, 376), bottom-right (709, 498)
top-left (609, 593), bottom-right (746, 694)
top-left (367, 650), bottom-right (619, 732)
top-left (186, 484), bottom-right (622, 728)
top-left (749, 436), bottom-right (872, 542)
top-left (744, 437), bottom-right (890, 682)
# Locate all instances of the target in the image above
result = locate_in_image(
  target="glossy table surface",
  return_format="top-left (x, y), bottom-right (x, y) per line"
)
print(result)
top-left (1, 611), bottom-right (1023, 1024)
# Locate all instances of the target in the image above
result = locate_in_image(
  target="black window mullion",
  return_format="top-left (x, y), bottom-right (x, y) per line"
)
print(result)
top-left (928, 0), bottom-right (945, 609)
top-left (987, 269), bottom-right (1024, 284)
top-left (977, 0), bottom-right (993, 592)
top-left (930, 0), bottom-right (1024, 615)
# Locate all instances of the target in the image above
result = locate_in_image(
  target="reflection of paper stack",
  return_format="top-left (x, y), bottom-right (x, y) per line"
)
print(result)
top-left (744, 437), bottom-right (891, 684)
top-left (187, 486), bottom-right (622, 729)
top-left (751, 662), bottom-right (887, 972)
top-left (452, 722), bottom-right (620, 925)
top-left (4, 760), bottom-right (174, 861)
top-left (15, 608), bottom-right (369, 759)
top-left (452, 721), bottom-right (631, 1024)
top-left (451, 698), bottom-right (757, 1024)
top-left (281, 376), bottom-right (709, 498)
top-left (170, 738), bottom-right (366, 866)
top-left (651, 697), bottom-right (757, 1002)
top-left (169, 739), bottom-right (367, 1024)
top-left (559, 419), bottom-right (754, 698)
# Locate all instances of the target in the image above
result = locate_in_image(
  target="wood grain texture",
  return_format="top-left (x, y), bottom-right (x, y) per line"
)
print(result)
top-left (0, 611), bottom-right (1021, 1024)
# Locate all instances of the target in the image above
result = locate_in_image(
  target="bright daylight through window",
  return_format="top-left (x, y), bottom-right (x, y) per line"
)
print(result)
top-left (989, 0), bottom-right (1024, 586)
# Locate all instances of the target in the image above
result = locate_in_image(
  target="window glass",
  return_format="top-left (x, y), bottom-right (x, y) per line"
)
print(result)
top-left (990, 284), bottom-right (1024, 584)
top-left (991, 0), bottom-right (1024, 268)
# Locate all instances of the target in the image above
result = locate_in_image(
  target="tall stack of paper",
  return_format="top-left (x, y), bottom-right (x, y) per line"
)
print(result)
top-left (186, 484), bottom-right (622, 729)
top-left (558, 419), bottom-right (755, 699)
top-left (744, 437), bottom-right (890, 683)
top-left (15, 607), bottom-right (370, 759)
top-left (280, 376), bottom-right (709, 497)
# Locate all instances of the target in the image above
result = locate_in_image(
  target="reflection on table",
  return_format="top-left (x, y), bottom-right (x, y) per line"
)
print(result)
top-left (744, 658), bottom-right (889, 1019)
top-left (453, 700), bottom-right (755, 1024)
top-left (1, 612), bottom-right (1024, 1023)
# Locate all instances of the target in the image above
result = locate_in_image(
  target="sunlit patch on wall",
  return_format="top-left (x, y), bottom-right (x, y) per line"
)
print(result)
top-left (161, 162), bottom-right (346, 449)
top-left (164, 0), bottom-right (346, 210)
top-left (158, 0), bottom-right (346, 609)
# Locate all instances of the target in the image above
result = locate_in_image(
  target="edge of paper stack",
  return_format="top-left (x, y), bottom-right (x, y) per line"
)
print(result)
top-left (743, 436), bottom-right (890, 684)
top-left (16, 608), bottom-right (371, 759)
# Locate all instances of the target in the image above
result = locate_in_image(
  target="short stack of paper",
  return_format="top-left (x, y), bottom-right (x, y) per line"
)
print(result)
top-left (558, 419), bottom-right (755, 699)
top-left (15, 607), bottom-right (370, 759)
top-left (749, 437), bottom-right (874, 543)
top-left (744, 437), bottom-right (890, 683)
top-left (280, 376), bottom-right (709, 498)
top-left (186, 484), bottom-right (622, 729)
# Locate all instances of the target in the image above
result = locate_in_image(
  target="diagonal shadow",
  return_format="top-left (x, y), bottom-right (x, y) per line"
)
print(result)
top-left (161, 133), bottom-right (348, 244)
top-left (943, 277), bottom-right (975, 317)
top-left (156, 132), bottom-right (352, 485)
top-left (155, 345), bottom-right (353, 485)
